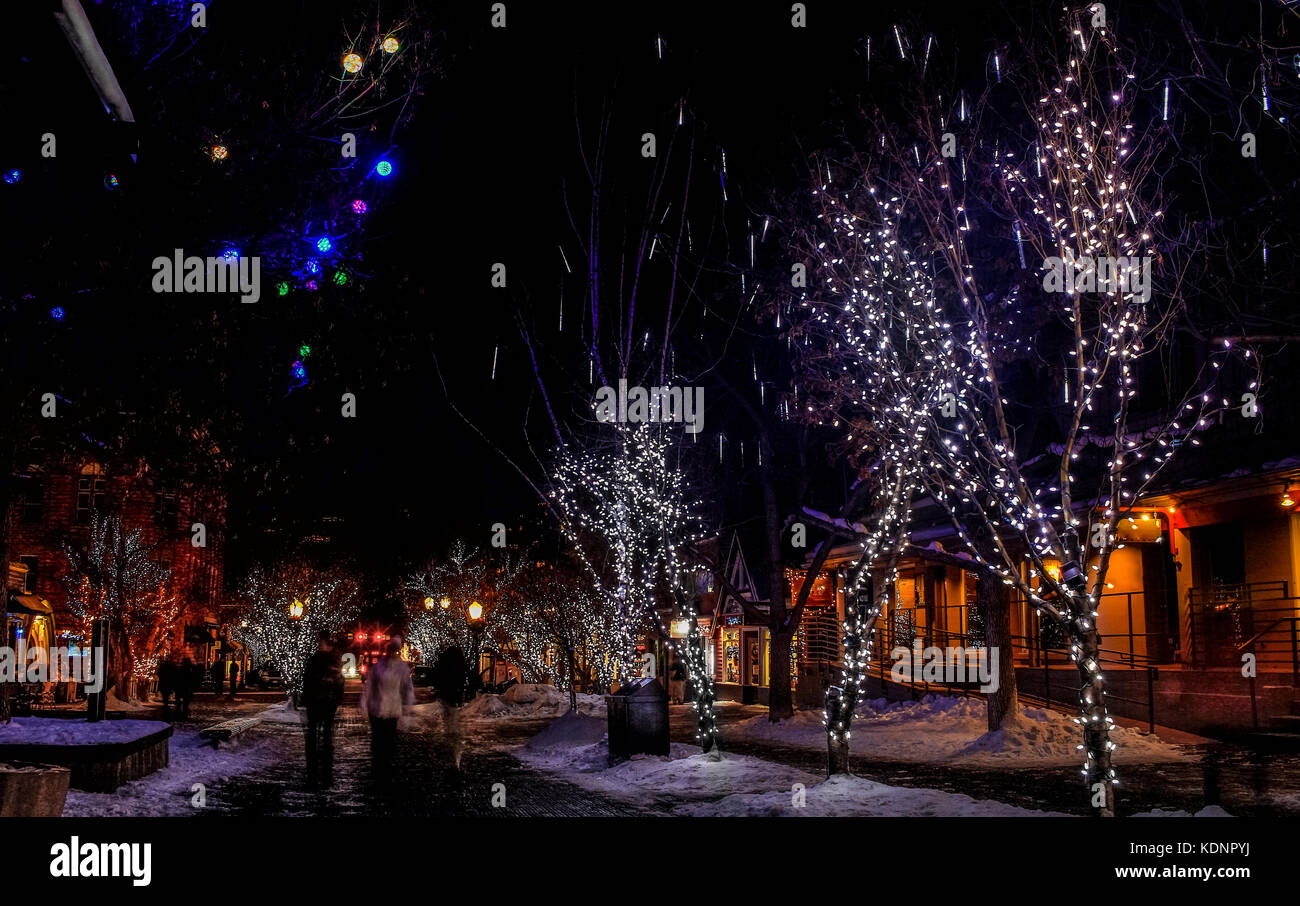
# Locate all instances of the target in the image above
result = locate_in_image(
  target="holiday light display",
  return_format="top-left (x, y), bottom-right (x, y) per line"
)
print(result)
top-left (235, 562), bottom-right (359, 696)
top-left (550, 424), bottom-right (720, 752)
top-left (62, 512), bottom-right (182, 687)
top-left (403, 541), bottom-right (525, 674)
top-left (787, 17), bottom-right (1252, 812)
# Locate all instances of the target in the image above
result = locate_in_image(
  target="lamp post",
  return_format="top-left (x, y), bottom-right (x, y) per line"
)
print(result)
top-left (467, 601), bottom-right (485, 693)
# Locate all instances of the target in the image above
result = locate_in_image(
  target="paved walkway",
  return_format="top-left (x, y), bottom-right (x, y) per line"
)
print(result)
top-left (197, 705), bottom-right (650, 817)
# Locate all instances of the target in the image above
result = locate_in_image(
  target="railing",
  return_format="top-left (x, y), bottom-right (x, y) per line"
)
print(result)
top-left (1185, 584), bottom-right (1300, 680)
top-left (864, 622), bottom-right (1163, 732)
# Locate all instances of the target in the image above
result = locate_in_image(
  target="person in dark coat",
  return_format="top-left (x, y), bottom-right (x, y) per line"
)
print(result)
top-left (158, 653), bottom-right (177, 711)
top-left (301, 631), bottom-right (345, 788)
top-left (228, 661), bottom-right (240, 699)
top-left (211, 659), bottom-right (224, 696)
top-left (177, 654), bottom-right (197, 719)
top-left (431, 645), bottom-right (470, 770)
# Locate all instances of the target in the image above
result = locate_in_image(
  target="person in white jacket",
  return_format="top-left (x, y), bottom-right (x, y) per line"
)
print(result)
top-left (360, 638), bottom-right (415, 781)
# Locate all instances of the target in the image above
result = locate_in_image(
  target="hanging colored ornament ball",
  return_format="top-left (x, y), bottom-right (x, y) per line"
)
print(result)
top-left (305, 258), bottom-right (321, 275)
top-left (332, 270), bottom-right (348, 286)
top-left (291, 360), bottom-right (307, 380)
top-left (277, 281), bottom-right (290, 296)
top-left (382, 36), bottom-right (400, 54)
top-left (305, 279), bottom-right (319, 291)
top-left (3, 169), bottom-right (20, 184)
top-left (351, 199), bottom-right (368, 215)
top-left (374, 159), bottom-right (393, 177)
top-left (298, 344), bottom-right (312, 358)
top-left (50, 306), bottom-right (65, 321)
top-left (343, 53), bottom-right (364, 73)
top-left (211, 144), bottom-right (228, 162)
top-left (316, 237), bottom-right (333, 253)
top-left (104, 173), bottom-right (119, 190)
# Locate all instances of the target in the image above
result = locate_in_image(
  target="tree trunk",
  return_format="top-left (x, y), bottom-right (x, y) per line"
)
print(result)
top-left (107, 618), bottom-right (134, 702)
top-left (768, 628), bottom-right (794, 721)
top-left (566, 644), bottom-right (578, 712)
top-left (825, 694), bottom-right (851, 775)
top-left (1076, 624), bottom-right (1117, 816)
top-left (976, 577), bottom-right (1019, 731)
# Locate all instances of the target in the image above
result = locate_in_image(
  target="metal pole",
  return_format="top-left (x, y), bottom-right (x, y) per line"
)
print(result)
top-left (1146, 667), bottom-right (1156, 734)
top-left (87, 616), bottom-right (108, 722)
top-left (1248, 667), bottom-right (1258, 732)
top-left (1291, 618), bottom-right (1299, 687)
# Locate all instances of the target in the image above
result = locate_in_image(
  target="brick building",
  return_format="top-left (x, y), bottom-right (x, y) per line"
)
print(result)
top-left (7, 453), bottom-right (227, 666)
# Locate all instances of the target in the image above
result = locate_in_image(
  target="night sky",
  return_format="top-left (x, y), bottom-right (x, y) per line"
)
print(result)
top-left (6, 0), bottom-right (1298, 618)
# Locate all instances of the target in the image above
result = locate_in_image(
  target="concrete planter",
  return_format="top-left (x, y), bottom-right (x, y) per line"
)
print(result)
top-left (0, 724), bottom-right (172, 793)
top-left (0, 762), bottom-right (71, 817)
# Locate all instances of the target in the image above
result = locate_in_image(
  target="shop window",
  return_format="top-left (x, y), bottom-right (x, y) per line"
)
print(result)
top-left (722, 628), bottom-right (740, 683)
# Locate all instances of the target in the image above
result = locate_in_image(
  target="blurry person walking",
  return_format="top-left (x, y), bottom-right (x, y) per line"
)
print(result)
top-left (301, 631), bottom-right (344, 789)
top-left (228, 660), bottom-right (240, 699)
top-left (359, 638), bottom-right (414, 783)
top-left (158, 651), bottom-right (179, 711)
top-left (177, 653), bottom-right (197, 719)
top-left (431, 645), bottom-right (470, 770)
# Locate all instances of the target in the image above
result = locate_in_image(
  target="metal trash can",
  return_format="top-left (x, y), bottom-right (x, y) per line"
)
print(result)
top-left (606, 677), bottom-right (670, 759)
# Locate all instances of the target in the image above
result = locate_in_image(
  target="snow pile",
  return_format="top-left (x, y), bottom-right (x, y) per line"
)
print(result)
top-left (1132, 805), bottom-right (1234, 818)
top-left (458, 684), bottom-right (606, 720)
top-left (727, 695), bottom-right (1189, 766)
top-left (460, 695), bottom-right (512, 718)
top-left (62, 727), bottom-right (280, 817)
top-left (0, 717), bottom-right (169, 745)
top-left (106, 691), bottom-right (150, 711)
top-left (525, 710), bottom-right (608, 752)
top-left (689, 773), bottom-right (1067, 818)
top-left (523, 711), bottom-right (612, 771)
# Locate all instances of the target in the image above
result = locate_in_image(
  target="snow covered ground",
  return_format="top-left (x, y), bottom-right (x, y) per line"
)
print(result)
top-left (61, 726), bottom-right (282, 817)
top-left (725, 695), bottom-right (1190, 766)
top-left (516, 711), bottom-right (1065, 817)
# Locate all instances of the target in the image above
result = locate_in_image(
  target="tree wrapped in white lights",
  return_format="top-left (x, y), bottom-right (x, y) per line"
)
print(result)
top-left (405, 541), bottom-right (501, 662)
top-left (235, 562), bottom-right (359, 701)
top-left (62, 512), bottom-right (182, 697)
top-left (498, 563), bottom-right (626, 699)
top-left (550, 423), bottom-right (720, 753)
top-left (789, 16), bottom-right (1252, 812)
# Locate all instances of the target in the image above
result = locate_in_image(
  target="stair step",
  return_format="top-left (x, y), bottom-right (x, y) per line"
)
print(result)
top-left (1246, 731), bottom-right (1300, 750)
top-left (1272, 715), bottom-right (1300, 729)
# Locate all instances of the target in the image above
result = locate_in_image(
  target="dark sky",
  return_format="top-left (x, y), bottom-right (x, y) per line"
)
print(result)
top-left (7, 0), bottom-right (1297, 613)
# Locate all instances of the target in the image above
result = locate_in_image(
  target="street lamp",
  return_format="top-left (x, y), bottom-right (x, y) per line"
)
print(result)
top-left (289, 599), bottom-right (305, 620)
top-left (440, 596), bottom-right (451, 610)
top-left (467, 601), bottom-right (485, 694)
top-left (423, 596), bottom-right (435, 610)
